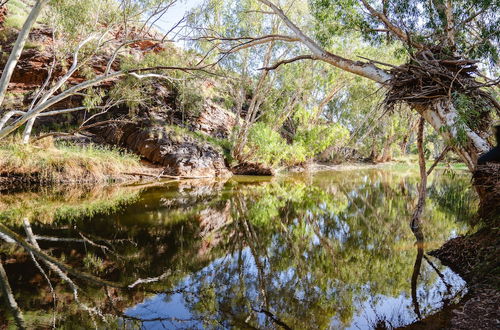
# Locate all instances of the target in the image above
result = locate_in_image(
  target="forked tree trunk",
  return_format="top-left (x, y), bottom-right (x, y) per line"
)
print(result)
top-left (378, 134), bottom-right (395, 162)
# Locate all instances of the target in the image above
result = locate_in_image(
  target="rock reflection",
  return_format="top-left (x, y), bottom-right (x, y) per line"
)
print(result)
top-left (0, 170), bottom-right (474, 328)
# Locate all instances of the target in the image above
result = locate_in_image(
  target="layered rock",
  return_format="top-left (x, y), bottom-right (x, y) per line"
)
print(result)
top-left (231, 162), bottom-right (275, 176)
top-left (96, 122), bottom-right (231, 177)
top-left (191, 100), bottom-right (235, 138)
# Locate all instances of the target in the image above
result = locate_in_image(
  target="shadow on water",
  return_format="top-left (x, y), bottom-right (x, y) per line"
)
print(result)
top-left (0, 169), bottom-right (478, 328)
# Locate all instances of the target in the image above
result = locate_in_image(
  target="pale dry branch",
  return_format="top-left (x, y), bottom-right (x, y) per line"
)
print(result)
top-left (128, 271), bottom-right (171, 289)
top-left (259, 54), bottom-right (317, 70)
top-left (0, 261), bottom-right (25, 329)
top-left (256, 0), bottom-right (391, 83)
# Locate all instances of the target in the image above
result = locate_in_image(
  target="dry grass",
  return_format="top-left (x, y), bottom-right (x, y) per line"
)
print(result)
top-left (0, 139), bottom-right (142, 184)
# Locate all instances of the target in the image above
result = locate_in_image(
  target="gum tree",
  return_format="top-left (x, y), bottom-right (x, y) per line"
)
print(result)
top-left (230, 0), bottom-right (499, 171)
top-left (0, 0), bottom-right (202, 143)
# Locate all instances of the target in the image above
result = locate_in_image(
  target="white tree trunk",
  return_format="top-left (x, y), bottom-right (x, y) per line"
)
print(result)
top-left (258, 0), bottom-right (490, 171)
top-left (419, 99), bottom-right (490, 170)
top-left (0, 110), bottom-right (23, 130)
top-left (0, 0), bottom-right (49, 108)
top-left (257, 0), bottom-right (392, 83)
top-left (22, 117), bottom-right (36, 144)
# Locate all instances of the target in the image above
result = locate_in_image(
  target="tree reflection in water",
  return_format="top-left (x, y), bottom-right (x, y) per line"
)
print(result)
top-left (0, 170), bottom-right (475, 328)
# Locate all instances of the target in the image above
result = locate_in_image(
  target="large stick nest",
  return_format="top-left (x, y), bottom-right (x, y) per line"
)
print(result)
top-left (383, 46), bottom-right (499, 131)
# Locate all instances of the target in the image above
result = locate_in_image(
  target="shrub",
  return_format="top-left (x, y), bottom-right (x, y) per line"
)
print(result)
top-left (292, 124), bottom-right (350, 160)
top-left (244, 122), bottom-right (350, 168)
top-left (245, 123), bottom-right (291, 167)
top-left (4, 15), bottom-right (26, 30)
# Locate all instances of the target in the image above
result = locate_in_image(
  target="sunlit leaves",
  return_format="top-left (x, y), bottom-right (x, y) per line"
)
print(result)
top-left (310, 0), bottom-right (500, 64)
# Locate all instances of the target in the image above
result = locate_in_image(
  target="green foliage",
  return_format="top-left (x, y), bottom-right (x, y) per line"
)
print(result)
top-left (83, 253), bottom-right (106, 274)
top-left (245, 122), bottom-right (289, 167)
top-left (47, 0), bottom-right (122, 38)
top-left (292, 124), bottom-right (350, 161)
top-left (82, 87), bottom-right (106, 109)
top-left (245, 122), bottom-right (349, 167)
top-left (310, 0), bottom-right (500, 64)
top-left (116, 48), bottom-right (208, 116)
top-left (4, 14), bottom-right (26, 30)
top-left (0, 141), bottom-right (140, 183)
top-left (0, 168), bottom-right (475, 327)
top-left (4, 0), bottom-right (29, 29)
top-left (0, 185), bottom-right (142, 224)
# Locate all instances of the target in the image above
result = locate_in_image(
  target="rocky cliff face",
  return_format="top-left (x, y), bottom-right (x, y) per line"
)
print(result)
top-left (1, 20), bottom-right (237, 177)
top-left (191, 100), bottom-right (236, 139)
top-left (96, 122), bottom-right (231, 177)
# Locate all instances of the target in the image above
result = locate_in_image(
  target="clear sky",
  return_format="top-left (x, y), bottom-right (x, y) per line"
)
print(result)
top-left (155, 0), bottom-right (204, 33)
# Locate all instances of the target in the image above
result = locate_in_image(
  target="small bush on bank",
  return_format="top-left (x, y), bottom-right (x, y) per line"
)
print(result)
top-left (244, 122), bottom-right (350, 168)
top-left (0, 141), bottom-right (141, 183)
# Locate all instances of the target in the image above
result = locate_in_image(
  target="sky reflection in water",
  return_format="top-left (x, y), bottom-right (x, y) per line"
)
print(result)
top-left (0, 169), bottom-right (475, 328)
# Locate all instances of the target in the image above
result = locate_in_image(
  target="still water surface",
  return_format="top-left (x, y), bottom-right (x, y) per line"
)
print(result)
top-left (0, 169), bottom-right (477, 328)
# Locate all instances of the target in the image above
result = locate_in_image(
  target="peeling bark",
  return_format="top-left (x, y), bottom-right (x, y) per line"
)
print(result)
top-left (419, 99), bottom-right (490, 170)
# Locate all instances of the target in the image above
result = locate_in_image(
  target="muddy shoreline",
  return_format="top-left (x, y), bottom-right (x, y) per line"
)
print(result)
top-left (404, 217), bottom-right (499, 329)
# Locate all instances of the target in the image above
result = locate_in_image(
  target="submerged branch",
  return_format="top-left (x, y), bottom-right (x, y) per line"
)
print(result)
top-left (0, 261), bottom-right (26, 329)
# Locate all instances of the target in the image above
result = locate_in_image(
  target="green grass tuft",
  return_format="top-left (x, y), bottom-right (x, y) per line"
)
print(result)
top-left (0, 141), bottom-right (141, 183)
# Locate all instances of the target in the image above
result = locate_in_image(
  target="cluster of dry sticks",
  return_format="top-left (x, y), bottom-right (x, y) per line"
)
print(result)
top-left (382, 47), bottom-right (499, 118)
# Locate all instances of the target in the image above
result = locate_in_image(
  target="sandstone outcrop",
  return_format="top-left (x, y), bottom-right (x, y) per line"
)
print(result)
top-left (231, 162), bottom-right (275, 176)
top-left (96, 122), bottom-right (231, 177)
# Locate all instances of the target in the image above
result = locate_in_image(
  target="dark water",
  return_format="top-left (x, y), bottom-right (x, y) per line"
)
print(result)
top-left (0, 169), bottom-right (477, 329)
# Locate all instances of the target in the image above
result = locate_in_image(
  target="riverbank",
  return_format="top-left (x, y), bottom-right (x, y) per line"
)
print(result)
top-left (0, 141), bottom-right (158, 191)
top-left (426, 221), bottom-right (500, 329)
top-left (1, 141), bottom-right (469, 191)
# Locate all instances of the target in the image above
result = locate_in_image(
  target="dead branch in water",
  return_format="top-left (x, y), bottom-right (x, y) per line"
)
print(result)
top-left (122, 171), bottom-right (212, 180)
top-left (0, 261), bottom-right (26, 329)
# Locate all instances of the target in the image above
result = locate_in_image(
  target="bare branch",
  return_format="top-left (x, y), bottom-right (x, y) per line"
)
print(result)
top-left (257, 0), bottom-right (392, 83)
top-left (359, 0), bottom-right (424, 49)
top-left (225, 35), bottom-right (300, 53)
top-left (128, 271), bottom-right (170, 289)
top-left (129, 72), bottom-right (172, 80)
top-left (0, 64), bottom-right (210, 140)
top-left (0, 0), bottom-right (50, 107)
top-left (427, 146), bottom-right (451, 176)
top-left (0, 223), bottom-right (125, 289)
top-left (259, 54), bottom-right (317, 70)
top-left (22, 220), bottom-right (56, 327)
top-left (0, 261), bottom-right (26, 329)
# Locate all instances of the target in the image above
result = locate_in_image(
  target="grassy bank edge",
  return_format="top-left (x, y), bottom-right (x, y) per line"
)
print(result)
top-left (0, 142), bottom-right (148, 186)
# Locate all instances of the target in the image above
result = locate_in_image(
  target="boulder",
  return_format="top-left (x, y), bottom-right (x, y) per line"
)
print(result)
top-left (231, 162), bottom-right (275, 176)
top-left (191, 101), bottom-right (236, 138)
top-left (97, 122), bottom-right (231, 178)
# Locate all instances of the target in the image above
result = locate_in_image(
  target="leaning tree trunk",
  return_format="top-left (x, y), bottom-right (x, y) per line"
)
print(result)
top-left (257, 0), bottom-right (494, 174)
top-left (417, 99), bottom-right (490, 171)
top-left (0, 0), bottom-right (49, 108)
